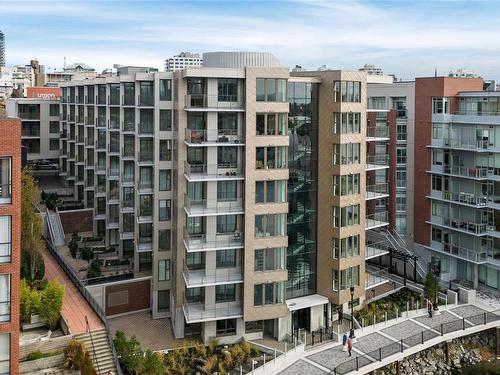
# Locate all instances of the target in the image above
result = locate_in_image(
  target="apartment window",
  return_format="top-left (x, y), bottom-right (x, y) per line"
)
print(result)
top-left (159, 199), bottom-right (171, 221)
top-left (396, 196), bottom-right (407, 212)
top-left (123, 82), bottom-right (135, 105)
top-left (49, 104), bottom-right (59, 116)
top-left (254, 282), bottom-right (285, 306)
top-left (245, 321), bottom-right (263, 333)
top-left (49, 121), bottom-right (59, 133)
top-left (332, 235), bottom-right (360, 259)
top-left (332, 144), bottom-right (360, 165)
top-left (217, 181), bottom-right (237, 201)
top-left (0, 274), bottom-right (10, 322)
top-left (159, 140), bottom-right (172, 161)
top-left (331, 204), bottom-right (360, 228)
top-left (159, 169), bottom-right (172, 191)
top-left (255, 214), bottom-right (286, 237)
top-left (256, 113), bottom-right (287, 136)
top-left (218, 78), bottom-right (238, 102)
top-left (333, 81), bottom-right (361, 103)
top-left (332, 270), bottom-right (339, 291)
top-left (432, 97), bottom-right (449, 114)
top-left (255, 180), bottom-right (286, 203)
top-left (159, 229), bottom-right (171, 252)
top-left (216, 319), bottom-right (236, 337)
top-left (432, 149), bottom-right (443, 166)
top-left (333, 174), bottom-right (360, 196)
top-left (370, 97), bottom-right (386, 110)
top-left (256, 78), bottom-right (287, 102)
top-left (160, 110), bottom-right (172, 131)
top-left (158, 290), bottom-right (170, 313)
top-left (109, 83), bottom-right (120, 105)
top-left (109, 107), bottom-right (120, 129)
top-left (0, 158), bottom-right (11, 204)
top-left (431, 175), bottom-right (442, 191)
top-left (122, 213), bottom-right (134, 233)
top-left (160, 79), bottom-right (172, 101)
top-left (397, 122), bottom-right (407, 141)
top-left (216, 284), bottom-right (236, 303)
top-left (217, 147), bottom-right (237, 168)
top-left (97, 84), bottom-right (106, 104)
top-left (139, 109), bottom-right (154, 134)
top-left (333, 112), bottom-right (361, 134)
top-left (158, 260), bottom-right (170, 281)
top-left (218, 113), bottom-right (237, 134)
top-left (216, 249), bottom-right (237, 268)
top-left (340, 266), bottom-right (360, 290)
top-left (216, 215), bottom-right (237, 234)
top-left (256, 146), bottom-right (287, 169)
top-left (0, 333), bottom-right (9, 375)
top-left (49, 139), bottom-right (59, 151)
top-left (139, 195), bottom-right (153, 217)
top-left (396, 171), bottom-right (407, 188)
top-left (123, 108), bottom-right (135, 131)
top-left (254, 247), bottom-right (286, 271)
top-left (139, 81), bottom-right (154, 106)
top-left (97, 107), bottom-right (106, 127)
top-left (396, 147), bottom-right (407, 165)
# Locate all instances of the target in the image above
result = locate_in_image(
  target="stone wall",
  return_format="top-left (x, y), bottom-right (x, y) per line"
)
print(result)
top-left (375, 329), bottom-right (497, 375)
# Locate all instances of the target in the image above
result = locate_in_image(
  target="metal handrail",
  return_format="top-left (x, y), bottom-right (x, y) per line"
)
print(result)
top-left (85, 316), bottom-right (101, 374)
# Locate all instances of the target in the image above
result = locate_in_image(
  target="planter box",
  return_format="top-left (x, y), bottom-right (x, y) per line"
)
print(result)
top-left (20, 353), bottom-right (64, 373)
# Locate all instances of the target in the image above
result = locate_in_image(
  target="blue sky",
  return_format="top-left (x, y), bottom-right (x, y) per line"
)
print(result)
top-left (2, 0), bottom-right (500, 80)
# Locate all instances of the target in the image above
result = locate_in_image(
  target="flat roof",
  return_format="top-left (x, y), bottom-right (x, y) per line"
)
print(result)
top-left (286, 294), bottom-right (329, 311)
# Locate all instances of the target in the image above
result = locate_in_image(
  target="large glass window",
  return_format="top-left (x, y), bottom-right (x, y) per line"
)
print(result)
top-left (254, 282), bottom-right (285, 306)
top-left (160, 79), bottom-right (172, 101)
top-left (159, 199), bottom-right (171, 221)
top-left (160, 110), bottom-right (172, 131)
top-left (123, 108), bottom-right (135, 131)
top-left (332, 143), bottom-right (360, 165)
top-left (254, 247), bottom-right (286, 271)
top-left (216, 319), bottom-right (236, 337)
top-left (340, 266), bottom-right (360, 289)
top-left (217, 147), bottom-right (237, 168)
top-left (331, 204), bottom-right (360, 228)
top-left (123, 82), bottom-right (135, 106)
top-left (333, 81), bottom-right (361, 103)
top-left (216, 284), bottom-right (236, 302)
top-left (333, 174), bottom-right (360, 196)
top-left (0, 333), bottom-right (9, 375)
top-left (139, 81), bottom-right (154, 106)
top-left (0, 158), bottom-right (11, 204)
top-left (218, 113), bottom-right (238, 135)
top-left (332, 235), bottom-right (360, 259)
top-left (216, 215), bottom-right (237, 234)
top-left (255, 180), bottom-right (286, 203)
top-left (216, 249), bottom-right (237, 268)
top-left (255, 214), bottom-right (286, 237)
top-left (0, 274), bottom-right (10, 322)
top-left (158, 260), bottom-right (170, 281)
top-left (256, 113), bottom-right (287, 136)
top-left (97, 85), bottom-right (106, 104)
top-left (158, 290), bottom-right (170, 313)
top-left (218, 78), bottom-right (238, 102)
top-left (217, 181), bottom-right (237, 201)
top-left (159, 169), bottom-right (172, 191)
top-left (159, 230), bottom-right (171, 252)
top-left (256, 146), bottom-right (287, 169)
top-left (109, 83), bottom-right (120, 105)
top-left (256, 78), bottom-right (287, 102)
top-left (159, 140), bottom-right (172, 161)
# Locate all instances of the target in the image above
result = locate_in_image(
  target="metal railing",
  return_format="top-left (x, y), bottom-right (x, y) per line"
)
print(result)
top-left (184, 128), bottom-right (244, 144)
top-left (333, 309), bottom-right (500, 374)
top-left (43, 237), bottom-right (123, 375)
top-left (182, 298), bottom-right (243, 322)
top-left (183, 261), bottom-right (243, 286)
top-left (365, 266), bottom-right (390, 289)
top-left (442, 165), bottom-right (490, 179)
top-left (185, 94), bottom-right (244, 109)
top-left (184, 196), bottom-right (244, 215)
top-left (184, 161), bottom-right (243, 178)
top-left (440, 216), bottom-right (489, 235)
top-left (441, 243), bottom-right (488, 262)
top-left (366, 154), bottom-right (389, 167)
top-left (454, 110), bottom-right (500, 116)
top-left (183, 229), bottom-right (244, 251)
top-left (365, 240), bottom-right (390, 259)
top-left (439, 191), bottom-right (489, 206)
top-left (366, 212), bottom-right (389, 229)
top-left (366, 183), bottom-right (388, 199)
top-left (366, 126), bottom-right (389, 139)
top-left (85, 316), bottom-right (101, 374)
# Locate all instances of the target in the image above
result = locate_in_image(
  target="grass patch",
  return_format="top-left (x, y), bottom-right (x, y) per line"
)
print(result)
top-left (26, 350), bottom-right (62, 361)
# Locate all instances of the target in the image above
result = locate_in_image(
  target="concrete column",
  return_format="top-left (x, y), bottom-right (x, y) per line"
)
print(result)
top-left (473, 263), bottom-right (479, 289)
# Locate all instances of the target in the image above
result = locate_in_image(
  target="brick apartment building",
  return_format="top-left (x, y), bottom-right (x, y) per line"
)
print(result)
top-left (0, 118), bottom-right (21, 375)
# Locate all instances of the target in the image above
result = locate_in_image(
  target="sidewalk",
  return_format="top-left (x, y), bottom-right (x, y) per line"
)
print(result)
top-left (42, 245), bottom-right (104, 334)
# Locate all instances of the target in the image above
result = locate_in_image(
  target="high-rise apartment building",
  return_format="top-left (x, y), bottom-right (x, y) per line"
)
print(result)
top-left (0, 31), bottom-right (4, 68)
top-left (7, 91), bottom-right (61, 163)
top-left (30, 59), bottom-right (45, 87)
top-left (164, 52), bottom-right (202, 72)
top-left (57, 52), bottom-right (386, 343)
top-left (0, 118), bottom-right (21, 375)
top-left (413, 76), bottom-right (500, 291)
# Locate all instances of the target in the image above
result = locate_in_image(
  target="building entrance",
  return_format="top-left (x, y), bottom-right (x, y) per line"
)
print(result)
top-left (292, 307), bottom-right (310, 332)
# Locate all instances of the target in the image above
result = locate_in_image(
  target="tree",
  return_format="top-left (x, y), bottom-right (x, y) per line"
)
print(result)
top-left (143, 350), bottom-right (166, 375)
top-left (423, 271), bottom-right (436, 302)
top-left (114, 331), bottom-right (144, 374)
top-left (21, 168), bottom-right (45, 285)
top-left (38, 280), bottom-right (64, 329)
top-left (20, 279), bottom-right (40, 322)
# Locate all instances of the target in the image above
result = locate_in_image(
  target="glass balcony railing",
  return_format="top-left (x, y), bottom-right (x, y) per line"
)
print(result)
top-left (185, 128), bottom-right (244, 145)
top-left (366, 154), bottom-right (389, 170)
top-left (366, 126), bottom-right (389, 140)
top-left (440, 217), bottom-right (491, 235)
top-left (183, 229), bottom-right (244, 251)
top-left (184, 196), bottom-right (244, 216)
top-left (184, 161), bottom-right (243, 180)
top-left (366, 183), bottom-right (389, 200)
top-left (183, 299), bottom-right (243, 323)
top-left (183, 262), bottom-right (243, 287)
top-left (435, 191), bottom-right (489, 206)
top-left (185, 94), bottom-right (244, 109)
top-left (366, 211), bottom-right (389, 230)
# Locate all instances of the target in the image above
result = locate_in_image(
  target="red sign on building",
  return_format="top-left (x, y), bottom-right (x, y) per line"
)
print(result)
top-left (26, 87), bottom-right (61, 100)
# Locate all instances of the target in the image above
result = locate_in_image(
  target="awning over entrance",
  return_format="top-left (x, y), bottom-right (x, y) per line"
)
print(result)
top-left (286, 294), bottom-right (329, 312)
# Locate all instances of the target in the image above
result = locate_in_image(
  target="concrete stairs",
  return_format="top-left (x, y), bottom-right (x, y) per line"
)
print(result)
top-left (74, 329), bottom-right (117, 375)
top-left (46, 210), bottom-right (65, 247)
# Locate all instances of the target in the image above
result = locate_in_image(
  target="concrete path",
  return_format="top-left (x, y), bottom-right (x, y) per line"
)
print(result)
top-left (42, 245), bottom-right (103, 334)
top-left (277, 304), bottom-right (500, 375)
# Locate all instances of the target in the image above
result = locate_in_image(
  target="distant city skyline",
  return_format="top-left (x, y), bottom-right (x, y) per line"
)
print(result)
top-left (2, 0), bottom-right (500, 80)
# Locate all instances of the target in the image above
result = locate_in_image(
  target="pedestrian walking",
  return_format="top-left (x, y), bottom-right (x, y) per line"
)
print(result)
top-left (342, 333), bottom-right (348, 351)
top-left (427, 300), bottom-right (433, 318)
top-left (338, 305), bottom-right (343, 324)
top-left (347, 338), bottom-right (353, 357)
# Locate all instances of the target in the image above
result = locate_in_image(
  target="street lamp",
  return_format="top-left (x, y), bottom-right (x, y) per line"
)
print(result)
top-left (349, 286), bottom-right (356, 339)
top-left (433, 263), bottom-right (440, 312)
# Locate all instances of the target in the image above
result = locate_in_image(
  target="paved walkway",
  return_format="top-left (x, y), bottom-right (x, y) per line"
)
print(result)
top-left (108, 310), bottom-right (193, 350)
top-left (278, 304), bottom-right (500, 375)
top-left (42, 245), bottom-right (104, 334)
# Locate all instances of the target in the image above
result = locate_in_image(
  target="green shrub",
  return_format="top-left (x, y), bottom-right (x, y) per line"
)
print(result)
top-left (81, 247), bottom-right (94, 261)
top-left (87, 261), bottom-right (101, 278)
top-left (68, 238), bottom-right (78, 258)
top-left (21, 248), bottom-right (45, 283)
top-left (26, 350), bottom-right (62, 361)
top-left (39, 280), bottom-right (64, 329)
top-left (64, 340), bottom-right (85, 370)
top-left (20, 279), bottom-right (41, 322)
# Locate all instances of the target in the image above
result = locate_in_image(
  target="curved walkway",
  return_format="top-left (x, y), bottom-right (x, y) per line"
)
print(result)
top-left (278, 304), bottom-right (500, 375)
top-left (42, 245), bottom-right (103, 334)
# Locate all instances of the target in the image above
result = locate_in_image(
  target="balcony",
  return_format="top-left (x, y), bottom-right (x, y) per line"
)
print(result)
top-left (431, 138), bottom-right (494, 152)
top-left (185, 94), bottom-right (244, 111)
top-left (183, 301), bottom-right (243, 323)
top-left (365, 240), bottom-right (390, 260)
top-left (430, 216), bottom-right (491, 236)
top-left (365, 266), bottom-right (390, 290)
top-left (135, 239), bottom-right (153, 252)
top-left (107, 169), bottom-right (120, 180)
top-left (366, 126), bottom-right (389, 141)
top-left (184, 196), bottom-right (244, 217)
top-left (184, 161), bottom-right (244, 181)
top-left (366, 154), bottom-right (389, 170)
top-left (183, 263), bottom-right (243, 288)
top-left (185, 128), bottom-right (244, 146)
top-left (137, 151), bottom-right (154, 166)
top-left (429, 190), bottom-right (489, 208)
top-left (183, 230), bottom-right (244, 252)
top-left (366, 183), bottom-right (389, 200)
top-left (366, 211), bottom-right (389, 230)
top-left (435, 242), bottom-right (488, 263)
top-left (430, 164), bottom-right (491, 180)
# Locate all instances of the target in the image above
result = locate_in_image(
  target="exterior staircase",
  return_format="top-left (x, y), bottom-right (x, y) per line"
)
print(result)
top-left (385, 229), bottom-right (427, 280)
top-left (45, 209), bottom-right (65, 247)
top-left (73, 329), bottom-right (117, 375)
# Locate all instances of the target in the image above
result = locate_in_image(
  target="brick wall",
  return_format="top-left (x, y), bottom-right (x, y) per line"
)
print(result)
top-left (105, 279), bottom-right (151, 316)
top-left (0, 118), bottom-right (22, 375)
top-left (59, 208), bottom-right (93, 234)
